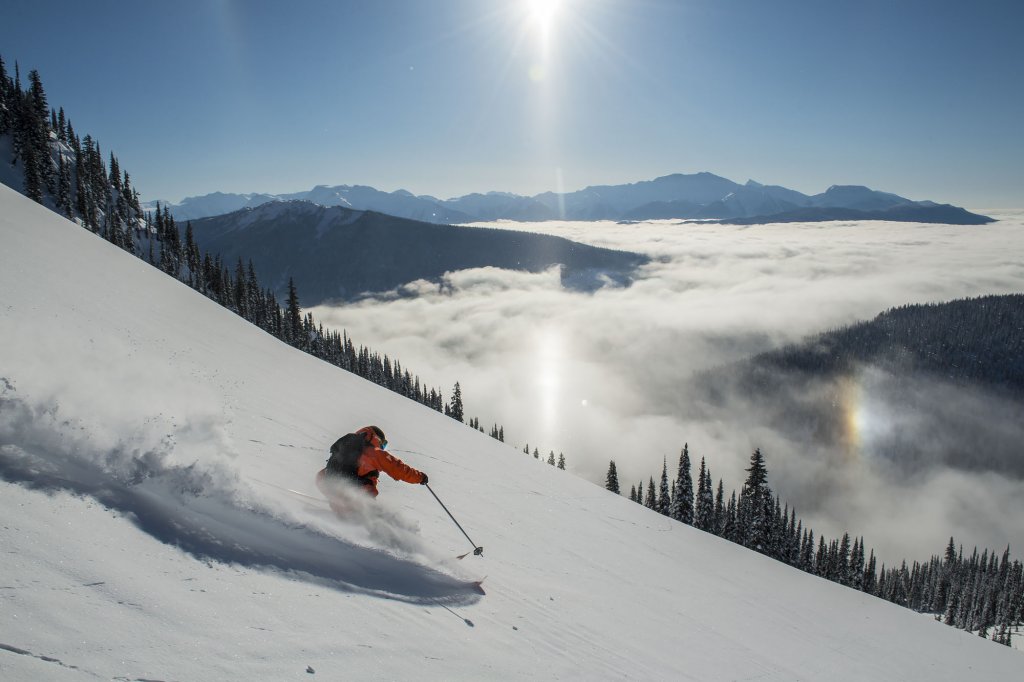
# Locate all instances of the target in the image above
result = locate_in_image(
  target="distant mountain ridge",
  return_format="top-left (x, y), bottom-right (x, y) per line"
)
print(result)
top-left (150, 172), bottom-right (993, 225)
top-left (720, 203), bottom-right (992, 226)
top-left (153, 185), bottom-right (476, 224)
top-left (185, 200), bottom-right (649, 304)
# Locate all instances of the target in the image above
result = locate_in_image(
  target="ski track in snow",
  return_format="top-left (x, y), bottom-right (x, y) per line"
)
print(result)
top-left (0, 642), bottom-right (92, 676)
top-left (0, 386), bottom-right (482, 607)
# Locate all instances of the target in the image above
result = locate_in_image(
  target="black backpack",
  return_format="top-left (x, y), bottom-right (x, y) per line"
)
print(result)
top-left (326, 432), bottom-right (376, 484)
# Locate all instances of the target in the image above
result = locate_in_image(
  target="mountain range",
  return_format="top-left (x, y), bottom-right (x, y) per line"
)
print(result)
top-left (150, 172), bottom-right (994, 225)
top-left (185, 200), bottom-right (649, 304)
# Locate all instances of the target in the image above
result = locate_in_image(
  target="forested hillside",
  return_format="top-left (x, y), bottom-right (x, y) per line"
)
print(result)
top-left (692, 294), bottom-right (1024, 477)
top-left (750, 295), bottom-right (1024, 396)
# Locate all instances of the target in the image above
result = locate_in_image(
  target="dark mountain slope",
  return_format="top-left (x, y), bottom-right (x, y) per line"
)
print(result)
top-left (719, 204), bottom-right (994, 226)
top-left (185, 201), bottom-right (649, 304)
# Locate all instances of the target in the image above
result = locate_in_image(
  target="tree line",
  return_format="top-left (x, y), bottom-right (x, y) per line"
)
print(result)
top-left (606, 447), bottom-right (1023, 646)
top-left (0, 56), bottom-right (144, 243)
top-left (521, 444), bottom-right (567, 469)
top-left (0, 55), bottom-right (506, 438)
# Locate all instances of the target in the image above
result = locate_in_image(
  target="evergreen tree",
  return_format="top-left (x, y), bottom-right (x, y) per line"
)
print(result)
top-left (838, 533), bottom-right (852, 586)
top-left (695, 457), bottom-right (714, 531)
top-left (657, 458), bottom-right (671, 516)
top-left (851, 537), bottom-right (866, 590)
top-left (19, 69), bottom-right (52, 202)
top-left (713, 479), bottom-right (725, 536)
top-left (644, 477), bottom-right (657, 510)
top-left (787, 508), bottom-right (799, 565)
top-left (816, 536), bottom-right (828, 577)
top-left (557, 452), bottom-right (565, 470)
top-left (863, 549), bottom-right (877, 594)
top-left (723, 490), bottom-right (739, 542)
top-left (801, 529), bottom-right (815, 572)
top-left (740, 448), bottom-right (771, 551)
top-left (285, 277), bottom-right (302, 345)
top-left (449, 382), bottom-right (464, 422)
top-left (605, 460), bottom-right (620, 494)
top-left (671, 444), bottom-right (694, 524)
top-left (547, 451), bottom-right (556, 466)
top-left (184, 223), bottom-right (201, 287)
top-left (233, 258), bottom-right (249, 317)
top-left (0, 54), bottom-right (10, 134)
top-left (56, 152), bottom-right (72, 217)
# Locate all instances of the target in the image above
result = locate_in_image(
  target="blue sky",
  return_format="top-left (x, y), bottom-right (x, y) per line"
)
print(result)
top-left (2, 0), bottom-right (1022, 206)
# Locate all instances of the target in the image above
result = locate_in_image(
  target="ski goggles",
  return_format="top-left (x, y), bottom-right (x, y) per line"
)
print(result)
top-left (379, 437), bottom-right (388, 450)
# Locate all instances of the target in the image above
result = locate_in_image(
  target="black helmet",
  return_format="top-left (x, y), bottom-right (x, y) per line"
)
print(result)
top-left (357, 425), bottom-right (387, 448)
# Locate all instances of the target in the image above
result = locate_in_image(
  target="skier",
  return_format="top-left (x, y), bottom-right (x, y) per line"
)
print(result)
top-left (316, 425), bottom-right (428, 513)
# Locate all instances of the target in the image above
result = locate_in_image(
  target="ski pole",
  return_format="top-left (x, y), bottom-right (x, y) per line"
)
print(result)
top-left (425, 483), bottom-right (483, 557)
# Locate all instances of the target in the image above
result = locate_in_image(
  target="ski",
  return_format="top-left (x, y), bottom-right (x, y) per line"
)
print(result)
top-left (251, 477), bottom-right (327, 505)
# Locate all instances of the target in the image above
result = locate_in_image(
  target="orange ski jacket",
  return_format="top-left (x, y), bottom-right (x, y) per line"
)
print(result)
top-left (349, 426), bottom-right (425, 497)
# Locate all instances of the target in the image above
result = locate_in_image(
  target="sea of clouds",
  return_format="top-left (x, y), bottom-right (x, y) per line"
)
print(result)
top-left (312, 210), bottom-right (1024, 563)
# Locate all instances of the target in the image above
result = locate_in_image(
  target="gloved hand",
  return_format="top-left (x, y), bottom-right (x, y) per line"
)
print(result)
top-left (420, 473), bottom-right (429, 485)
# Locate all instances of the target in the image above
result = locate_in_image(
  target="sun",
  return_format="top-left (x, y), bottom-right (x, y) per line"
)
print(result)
top-left (523, 0), bottom-right (566, 51)
top-left (526, 0), bottom-right (563, 31)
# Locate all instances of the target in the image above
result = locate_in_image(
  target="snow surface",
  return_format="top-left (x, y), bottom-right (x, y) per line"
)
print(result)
top-left (1, 183), bottom-right (1021, 680)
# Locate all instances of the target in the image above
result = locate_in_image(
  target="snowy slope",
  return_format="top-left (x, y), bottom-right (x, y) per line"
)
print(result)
top-left (1, 183), bottom-right (1021, 680)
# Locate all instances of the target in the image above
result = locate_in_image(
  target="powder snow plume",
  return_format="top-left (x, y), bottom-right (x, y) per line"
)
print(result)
top-left (0, 378), bottom-right (481, 605)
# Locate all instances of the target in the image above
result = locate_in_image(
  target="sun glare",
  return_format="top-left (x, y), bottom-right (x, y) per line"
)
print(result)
top-left (524, 0), bottom-right (565, 54)
top-left (527, 0), bottom-right (562, 30)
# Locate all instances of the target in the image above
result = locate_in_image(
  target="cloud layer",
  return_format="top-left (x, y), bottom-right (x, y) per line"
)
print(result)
top-left (311, 210), bottom-right (1024, 563)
